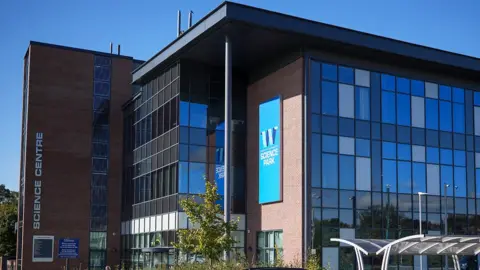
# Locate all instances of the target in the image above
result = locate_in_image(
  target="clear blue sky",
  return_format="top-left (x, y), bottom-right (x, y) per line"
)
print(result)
top-left (0, 0), bottom-right (479, 191)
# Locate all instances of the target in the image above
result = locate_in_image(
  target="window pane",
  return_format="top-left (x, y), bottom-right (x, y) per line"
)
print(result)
top-left (412, 145), bottom-right (425, 162)
top-left (383, 142), bottom-right (396, 159)
top-left (453, 87), bottom-right (464, 103)
top-left (355, 86), bottom-right (370, 120)
top-left (426, 99), bottom-right (439, 130)
top-left (311, 134), bottom-right (321, 187)
top-left (427, 164), bottom-right (440, 195)
top-left (339, 137), bottom-right (355, 155)
top-left (339, 84), bottom-right (354, 118)
top-left (356, 157), bottom-right (371, 191)
top-left (439, 85), bottom-right (452, 101)
top-left (425, 82), bottom-right (438, 99)
top-left (476, 169), bottom-right (480, 197)
top-left (339, 118), bottom-right (354, 137)
top-left (339, 66), bottom-right (353, 84)
top-left (441, 165), bottom-right (453, 196)
top-left (340, 155), bottom-right (355, 190)
top-left (311, 61), bottom-right (321, 114)
top-left (322, 154), bottom-right (338, 188)
top-left (475, 107), bottom-right (480, 136)
top-left (398, 144), bottom-right (411, 161)
top-left (398, 162), bottom-right (412, 193)
top-left (322, 116), bottom-right (338, 135)
top-left (475, 92), bottom-right (480, 106)
top-left (355, 69), bottom-right (370, 87)
top-left (179, 162), bottom-right (188, 193)
top-left (322, 63), bottom-right (337, 81)
top-left (439, 101), bottom-right (452, 132)
top-left (322, 135), bottom-right (338, 153)
top-left (440, 149), bottom-right (452, 165)
top-left (188, 162), bottom-right (206, 194)
top-left (411, 96), bottom-right (425, 128)
top-left (356, 139), bottom-right (370, 157)
top-left (180, 101), bottom-right (189, 126)
top-left (454, 167), bottom-right (466, 197)
top-left (381, 74), bottom-right (395, 91)
top-left (397, 77), bottom-right (410, 94)
top-left (322, 81), bottom-right (338, 116)
top-left (453, 103), bottom-right (465, 133)
top-left (323, 189), bottom-right (338, 208)
top-left (412, 163), bottom-right (426, 193)
top-left (397, 94), bottom-right (411, 126)
top-left (382, 91), bottom-right (396, 124)
top-left (189, 103), bottom-right (207, 128)
top-left (411, 80), bottom-right (425, 97)
top-left (383, 160), bottom-right (397, 192)
top-left (454, 150), bottom-right (466, 166)
top-left (427, 147), bottom-right (439, 164)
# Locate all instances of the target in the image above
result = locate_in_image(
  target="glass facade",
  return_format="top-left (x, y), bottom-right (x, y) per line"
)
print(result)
top-left (309, 59), bottom-right (480, 268)
top-left (89, 55), bottom-right (112, 269)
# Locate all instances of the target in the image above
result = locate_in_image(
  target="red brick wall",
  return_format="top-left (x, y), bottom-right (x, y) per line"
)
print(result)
top-left (246, 57), bottom-right (304, 263)
top-left (19, 44), bottom-right (133, 270)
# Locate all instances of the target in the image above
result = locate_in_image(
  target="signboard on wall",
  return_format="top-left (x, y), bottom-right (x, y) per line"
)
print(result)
top-left (58, 238), bottom-right (79, 259)
top-left (258, 96), bottom-right (282, 204)
top-left (32, 235), bottom-right (54, 262)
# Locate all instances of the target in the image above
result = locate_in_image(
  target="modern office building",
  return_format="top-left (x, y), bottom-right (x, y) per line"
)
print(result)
top-left (17, 41), bottom-right (142, 270)
top-left (118, 2), bottom-right (480, 269)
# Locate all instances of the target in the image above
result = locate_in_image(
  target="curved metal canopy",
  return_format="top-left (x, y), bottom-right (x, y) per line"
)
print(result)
top-left (331, 235), bottom-right (480, 256)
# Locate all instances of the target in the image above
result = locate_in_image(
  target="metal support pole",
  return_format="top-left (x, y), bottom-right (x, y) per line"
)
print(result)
top-left (444, 184), bottom-right (449, 270)
top-left (223, 35), bottom-right (232, 261)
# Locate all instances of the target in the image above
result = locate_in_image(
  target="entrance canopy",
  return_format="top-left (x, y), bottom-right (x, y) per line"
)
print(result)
top-left (332, 234), bottom-right (480, 256)
top-left (331, 235), bottom-right (480, 270)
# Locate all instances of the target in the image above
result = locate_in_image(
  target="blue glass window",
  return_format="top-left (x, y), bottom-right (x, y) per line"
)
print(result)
top-left (381, 74), bottom-right (395, 91)
top-left (311, 134), bottom-right (321, 188)
top-left (411, 80), bottom-right (425, 97)
top-left (454, 150), bottom-right (466, 166)
top-left (322, 116), bottom-right (338, 135)
top-left (382, 91), bottom-right (396, 124)
top-left (453, 87), bottom-right (465, 103)
top-left (189, 103), bottom-right (207, 128)
top-left (189, 162), bottom-right (206, 194)
top-left (475, 92), bottom-right (480, 106)
top-left (439, 85), bottom-right (452, 101)
top-left (339, 66), bottom-right (354, 84)
top-left (322, 81), bottom-right (338, 116)
top-left (412, 163), bottom-right (426, 193)
top-left (477, 169), bottom-right (480, 197)
top-left (356, 139), bottom-right (370, 157)
top-left (322, 63), bottom-right (337, 81)
top-left (180, 101), bottom-right (189, 126)
top-left (397, 94), bottom-right (411, 126)
top-left (322, 154), bottom-right (338, 188)
top-left (426, 99), bottom-right (438, 130)
top-left (322, 135), bottom-right (338, 153)
top-left (383, 160), bottom-right (397, 192)
top-left (454, 167), bottom-right (466, 197)
top-left (427, 147), bottom-right (439, 164)
top-left (453, 103), bottom-right (465, 133)
top-left (340, 155), bottom-right (355, 190)
top-left (355, 87), bottom-right (370, 120)
top-left (383, 142), bottom-right (396, 159)
top-left (439, 101), bottom-right (452, 132)
top-left (310, 62), bottom-right (321, 114)
top-left (440, 149), bottom-right (453, 165)
top-left (441, 165), bottom-right (453, 196)
top-left (398, 144), bottom-right (411, 161)
top-left (397, 77), bottom-right (410, 94)
top-left (398, 161), bottom-right (412, 193)
top-left (179, 162), bottom-right (188, 193)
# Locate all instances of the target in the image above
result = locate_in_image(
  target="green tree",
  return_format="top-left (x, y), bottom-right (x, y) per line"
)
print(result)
top-left (0, 185), bottom-right (17, 204)
top-left (173, 179), bottom-right (238, 265)
top-left (0, 202), bottom-right (17, 256)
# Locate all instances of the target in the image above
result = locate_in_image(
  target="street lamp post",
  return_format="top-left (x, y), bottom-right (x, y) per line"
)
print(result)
top-left (418, 192), bottom-right (428, 270)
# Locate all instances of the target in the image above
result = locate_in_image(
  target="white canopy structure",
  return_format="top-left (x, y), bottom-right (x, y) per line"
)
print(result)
top-left (331, 234), bottom-right (480, 270)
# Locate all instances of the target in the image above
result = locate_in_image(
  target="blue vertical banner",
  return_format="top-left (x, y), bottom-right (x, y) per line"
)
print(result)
top-left (259, 96), bottom-right (282, 204)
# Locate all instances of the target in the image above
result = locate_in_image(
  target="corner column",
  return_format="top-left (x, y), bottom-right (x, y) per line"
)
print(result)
top-left (224, 35), bottom-right (232, 261)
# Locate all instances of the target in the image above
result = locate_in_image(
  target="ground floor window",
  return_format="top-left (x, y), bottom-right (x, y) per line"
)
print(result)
top-left (257, 230), bottom-right (283, 265)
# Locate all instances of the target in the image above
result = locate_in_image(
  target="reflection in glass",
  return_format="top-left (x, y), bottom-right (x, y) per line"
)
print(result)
top-left (397, 94), bottom-right (411, 126)
top-left (189, 103), bottom-right (207, 128)
top-left (439, 85), bottom-right (452, 101)
top-left (383, 142), bottom-right (396, 159)
top-left (322, 81), bottom-right (338, 116)
top-left (398, 143), bottom-right (411, 161)
top-left (322, 63), bottom-right (337, 81)
top-left (397, 77), bottom-right (410, 94)
top-left (339, 84), bottom-right (354, 118)
top-left (412, 163), bottom-right (426, 193)
top-left (339, 137), bottom-right (354, 155)
top-left (454, 167), bottom-right (466, 197)
top-left (322, 189), bottom-right (338, 208)
top-left (382, 91), bottom-right (396, 124)
top-left (355, 139), bottom-right (370, 157)
top-left (356, 86), bottom-right (370, 120)
top-left (439, 101), bottom-right (452, 132)
top-left (427, 147), bottom-right (439, 164)
top-left (411, 96), bottom-right (425, 128)
top-left (339, 66), bottom-right (353, 84)
top-left (356, 157), bottom-right (371, 191)
top-left (188, 163), bottom-right (206, 194)
top-left (322, 135), bottom-right (338, 153)
top-left (426, 98), bottom-right (439, 130)
top-left (427, 164), bottom-right (440, 195)
top-left (411, 80), bottom-right (425, 97)
top-left (440, 149), bottom-right (452, 165)
top-left (398, 162), bottom-right (412, 193)
top-left (381, 74), bottom-right (395, 91)
top-left (339, 156), bottom-right (354, 190)
top-left (311, 134), bottom-right (321, 188)
top-left (453, 103), bottom-right (465, 133)
top-left (383, 160), bottom-right (397, 192)
top-left (322, 154), bottom-right (338, 188)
